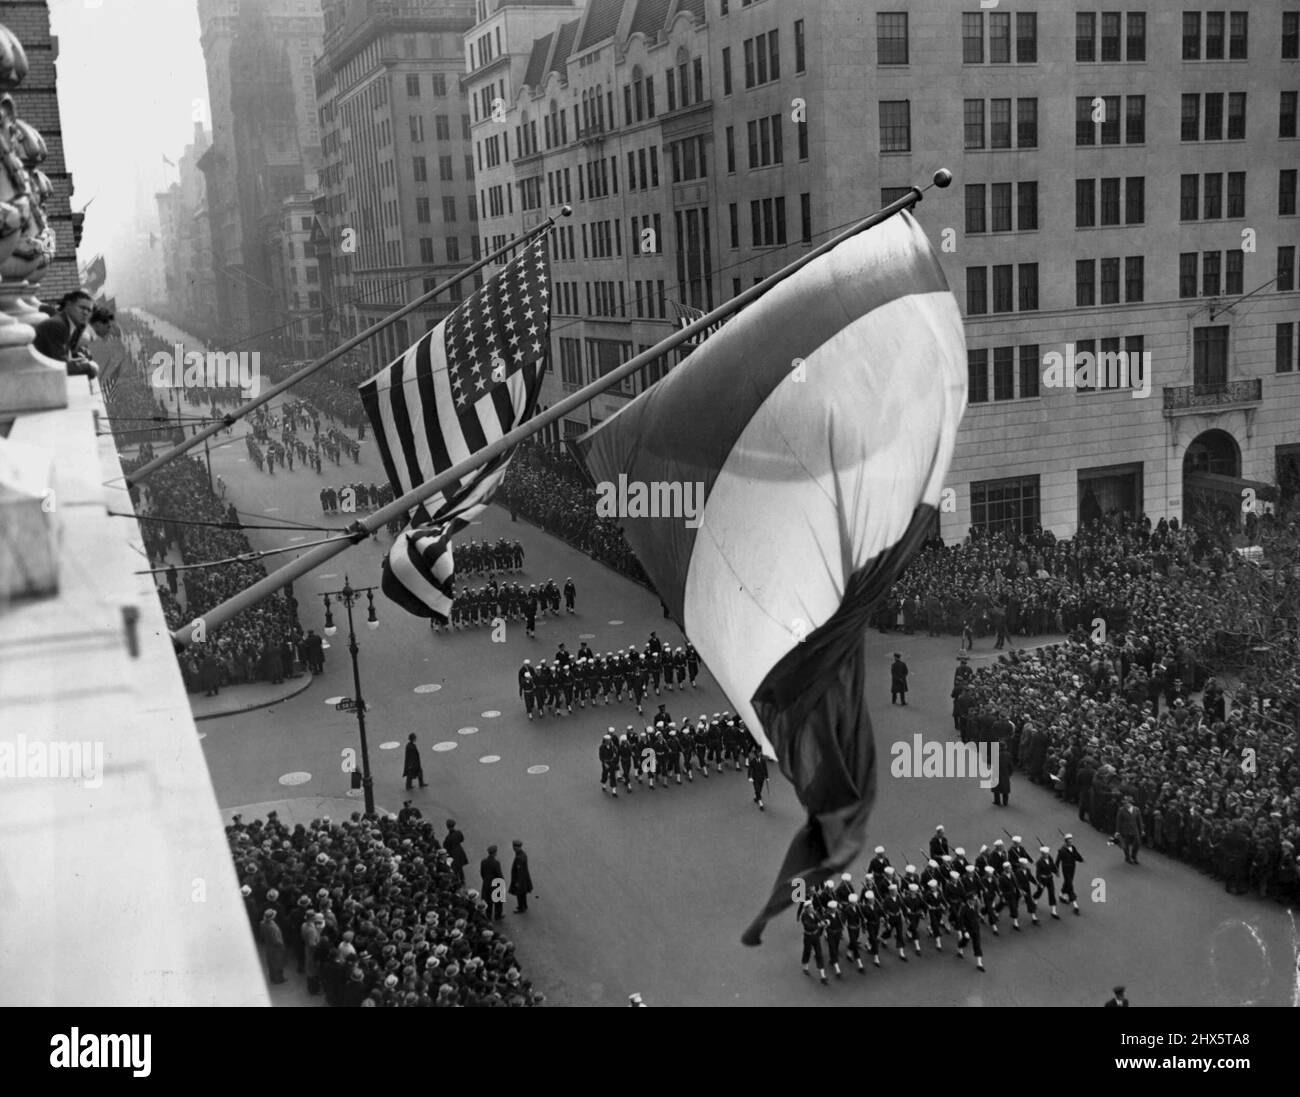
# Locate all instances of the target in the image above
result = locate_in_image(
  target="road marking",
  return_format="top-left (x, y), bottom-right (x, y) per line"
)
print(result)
top-left (279, 771), bottom-right (312, 785)
top-left (378, 741), bottom-right (400, 750)
top-left (458, 727), bottom-right (479, 736)
top-left (608, 620), bottom-right (624, 626)
top-left (432, 741), bottom-right (458, 752)
top-left (579, 633), bottom-right (596, 640)
top-left (479, 755), bottom-right (501, 764)
top-left (481, 710), bottom-right (501, 718)
top-left (527, 765), bottom-right (549, 775)
top-left (324, 696), bottom-right (345, 705)
top-left (414, 683), bottom-right (442, 693)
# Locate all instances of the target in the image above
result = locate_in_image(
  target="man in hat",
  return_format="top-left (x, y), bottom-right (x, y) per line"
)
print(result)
top-left (1104, 985), bottom-right (1129, 1007)
top-left (262, 909), bottom-right (288, 984)
top-left (1033, 846), bottom-right (1061, 919)
top-left (481, 844), bottom-right (505, 920)
top-left (444, 820), bottom-right (469, 884)
top-left (747, 748), bottom-right (769, 810)
top-left (1115, 795), bottom-right (1144, 864)
top-left (509, 839), bottom-right (533, 912)
top-left (890, 653), bottom-right (909, 705)
top-left (404, 732), bottom-right (427, 790)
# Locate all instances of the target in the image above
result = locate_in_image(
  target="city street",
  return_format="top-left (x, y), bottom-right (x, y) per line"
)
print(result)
top-left (153, 321), bottom-right (1299, 1008)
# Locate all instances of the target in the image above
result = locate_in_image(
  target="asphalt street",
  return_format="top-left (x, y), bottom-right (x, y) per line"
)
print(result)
top-left (146, 319), bottom-right (1300, 1007)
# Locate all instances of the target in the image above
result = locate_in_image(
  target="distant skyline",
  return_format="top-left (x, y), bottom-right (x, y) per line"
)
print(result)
top-left (45, 0), bottom-right (210, 288)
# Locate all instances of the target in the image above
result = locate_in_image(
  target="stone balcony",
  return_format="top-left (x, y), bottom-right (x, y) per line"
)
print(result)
top-left (1162, 378), bottom-right (1262, 416)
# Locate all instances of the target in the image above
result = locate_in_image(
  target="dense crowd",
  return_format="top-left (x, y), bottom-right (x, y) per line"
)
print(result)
top-left (501, 446), bottom-right (651, 587)
top-left (915, 513), bottom-right (1299, 905)
top-left (261, 354), bottom-right (374, 428)
top-left (793, 827), bottom-right (1087, 980)
top-left (517, 631), bottom-right (698, 720)
top-left (125, 446), bottom-right (306, 693)
top-left (229, 810), bottom-right (544, 1007)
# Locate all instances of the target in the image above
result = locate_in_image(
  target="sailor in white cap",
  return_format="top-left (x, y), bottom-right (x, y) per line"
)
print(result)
top-left (929, 825), bottom-right (950, 861)
top-left (1057, 833), bottom-right (1084, 914)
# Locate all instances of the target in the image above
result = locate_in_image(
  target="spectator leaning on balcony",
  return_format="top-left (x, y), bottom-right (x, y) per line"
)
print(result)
top-left (33, 290), bottom-right (98, 378)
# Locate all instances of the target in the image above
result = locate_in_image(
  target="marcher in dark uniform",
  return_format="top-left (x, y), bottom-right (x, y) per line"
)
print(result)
top-left (747, 749), bottom-right (769, 810)
top-left (923, 879), bottom-right (947, 950)
top-left (564, 577), bottom-right (576, 613)
top-left (1014, 858), bottom-right (1041, 926)
top-left (997, 862), bottom-right (1023, 930)
top-left (519, 660), bottom-right (537, 720)
top-left (823, 901), bottom-right (846, 978)
top-left (1057, 834), bottom-right (1084, 914)
top-left (798, 898), bottom-right (829, 984)
top-left (890, 653), bottom-right (909, 705)
top-left (955, 895), bottom-right (986, 972)
top-left (1034, 846), bottom-right (1062, 919)
top-left (685, 642), bottom-right (700, 687)
top-left (881, 885), bottom-right (908, 962)
top-left (902, 884), bottom-right (926, 955)
top-left (404, 732), bottom-right (428, 790)
top-left (678, 721), bottom-right (696, 782)
top-left (929, 825), bottom-right (950, 861)
top-left (842, 893), bottom-right (867, 972)
top-left (600, 732), bottom-right (620, 797)
top-left (618, 731), bottom-right (636, 791)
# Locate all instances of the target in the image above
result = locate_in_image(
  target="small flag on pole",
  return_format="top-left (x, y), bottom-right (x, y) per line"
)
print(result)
top-left (669, 299), bottom-right (729, 350)
top-left (359, 237), bottom-right (551, 621)
top-left (575, 210), bottom-right (967, 944)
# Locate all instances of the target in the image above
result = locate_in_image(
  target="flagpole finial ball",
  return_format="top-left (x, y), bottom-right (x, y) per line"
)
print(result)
top-left (560, 204), bottom-right (573, 217)
top-left (933, 169), bottom-right (953, 188)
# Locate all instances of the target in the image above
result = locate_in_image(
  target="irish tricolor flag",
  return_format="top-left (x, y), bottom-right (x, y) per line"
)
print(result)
top-left (574, 211), bottom-right (967, 943)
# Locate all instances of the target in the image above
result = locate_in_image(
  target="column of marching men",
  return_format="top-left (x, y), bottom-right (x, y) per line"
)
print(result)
top-left (436, 565), bottom-right (567, 633)
top-left (794, 824), bottom-right (1087, 983)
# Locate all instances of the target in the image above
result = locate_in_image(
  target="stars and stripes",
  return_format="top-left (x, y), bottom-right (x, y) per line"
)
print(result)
top-left (358, 237), bottom-right (551, 621)
top-left (670, 299), bottom-right (729, 348)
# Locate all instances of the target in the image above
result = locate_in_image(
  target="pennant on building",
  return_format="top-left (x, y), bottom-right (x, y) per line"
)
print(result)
top-left (358, 237), bottom-right (551, 621)
top-left (82, 255), bottom-right (107, 294)
top-left (574, 211), bottom-right (967, 944)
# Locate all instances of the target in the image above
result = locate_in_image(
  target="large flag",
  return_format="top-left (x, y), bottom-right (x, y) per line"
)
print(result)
top-left (359, 236), bottom-right (550, 620)
top-left (574, 211), bottom-right (966, 943)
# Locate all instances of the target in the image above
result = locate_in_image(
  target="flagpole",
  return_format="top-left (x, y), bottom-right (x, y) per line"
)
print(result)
top-left (168, 171), bottom-right (952, 650)
top-left (125, 209), bottom-right (573, 488)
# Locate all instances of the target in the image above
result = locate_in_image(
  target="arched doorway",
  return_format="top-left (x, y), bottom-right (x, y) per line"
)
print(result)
top-left (1182, 429), bottom-right (1242, 531)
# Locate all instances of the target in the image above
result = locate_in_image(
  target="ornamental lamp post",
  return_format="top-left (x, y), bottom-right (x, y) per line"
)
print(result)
top-left (320, 576), bottom-right (379, 815)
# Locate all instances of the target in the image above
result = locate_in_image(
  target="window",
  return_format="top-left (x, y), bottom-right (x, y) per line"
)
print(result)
top-left (801, 193), bottom-right (812, 243)
top-left (725, 126), bottom-right (735, 173)
top-left (416, 196), bottom-right (431, 223)
top-left (440, 155), bottom-right (453, 181)
top-left (1193, 326), bottom-right (1229, 387)
top-left (1126, 177), bottom-right (1145, 224)
top-left (746, 116), bottom-right (782, 167)
top-left (1016, 12), bottom-right (1037, 62)
top-left (413, 155), bottom-right (427, 182)
top-left (966, 184), bottom-right (986, 234)
top-left (1286, 12), bottom-right (1300, 59)
top-left (1203, 250), bottom-right (1221, 296)
top-left (1278, 323), bottom-right (1295, 373)
top-left (968, 348), bottom-right (989, 403)
top-left (1282, 169), bottom-right (1298, 215)
top-left (798, 118), bottom-right (808, 159)
top-left (419, 237), bottom-right (434, 263)
top-left (1227, 250), bottom-right (1243, 294)
top-left (991, 99), bottom-right (1011, 148)
top-left (1100, 177), bottom-right (1120, 225)
top-left (1282, 92), bottom-right (1298, 138)
top-left (1180, 253), bottom-right (1199, 298)
top-left (1076, 179), bottom-right (1096, 228)
top-left (878, 13), bottom-right (908, 65)
top-left (1125, 256), bottom-right (1144, 302)
top-left (1017, 98), bottom-right (1038, 147)
top-left (1228, 93), bottom-right (1246, 139)
top-left (990, 12), bottom-right (1010, 63)
top-left (1181, 174), bottom-right (1199, 221)
top-left (1207, 11), bottom-right (1225, 59)
top-left (1229, 12), bottom-right (1248, 59)
top-left (410, 115), bottom-right (424, 142)
top-left (991, 183), bottom-right (1012, 232)
top-left (435, 114), bottom-right (450, 140)
top-left (795, 19), bottom-right (806, 73)
top-left (1101, 95), bottom-right (1121, 143)
top-left (1019, 264), bottom-right (1039, 310)
top-left (407, 74), bottom-right (420, 97)
top-left (1126, 96), bottom-right (1145, 143)
top-left (965, 100), bottom-right (985, 149)
top-left (967, 267), bottom-right (987, 315)
top-left (994, 346), bottom-right (1015, 400)
top-left (1184, 13), bottom-right (1201, 60)
top-left (1204, 173), bottom-right (1223, 219)
top-left (1227, 171), bottom-right (1245, 217)
top-left (446, 237), bottom-right (459, 262)
top-left (1019, 345), bottom-right (1040, 399)
top-left (1182, 95), bottom-right (1201, 141)
top-left (1280, 246), bottom-right (1297, 292)
top-left (1127, 13), bottom-right (1146, 61)
top-left (1076, 259), bottom-right (1095, 306)
top-left (1206, 93), bottom-right (1224, 140)
top-left (722, 48), bottom-right (732, 95)
top-left (963, 13), bottom-right (983, 64)
top-left (971, 476), bottom-right (1040, 538)
top-left (992, 264), bottom-right (1013, 312)
top-left (1077, 13), bottom-right (1096, 62)
top-left (1018, 182), bottom-right (1038, 230)
top-left (1101, 12), bottom-right (1121, 61)
top-left (442, 196), bottom-right (456, 221)
top-left (1077, 97), bottom-right (1094, 145)
top-left (879, 101), bottom-right (910, 152)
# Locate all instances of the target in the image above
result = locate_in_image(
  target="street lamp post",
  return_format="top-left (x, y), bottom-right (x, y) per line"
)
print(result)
top-left (321, 576), bottom-right (380, 816)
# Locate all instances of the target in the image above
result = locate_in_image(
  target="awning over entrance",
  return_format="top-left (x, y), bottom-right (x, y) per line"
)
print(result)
top-left (1184, 471), bottom-right (1278, 501)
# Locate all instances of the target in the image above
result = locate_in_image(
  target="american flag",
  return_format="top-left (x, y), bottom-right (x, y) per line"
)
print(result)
top-left (670, 299), bottom-right (729, 349)
top-left (358, 237), bottom-right (551, 621)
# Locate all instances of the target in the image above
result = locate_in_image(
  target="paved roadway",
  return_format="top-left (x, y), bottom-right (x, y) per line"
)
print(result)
top-left (145, 317), bottom-right (1300, 1008)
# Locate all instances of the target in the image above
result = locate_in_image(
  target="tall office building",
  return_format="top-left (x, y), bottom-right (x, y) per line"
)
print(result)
top-left (196, 0), bottom-right (325, 346)
top-left (314, 0), bottom-right (479, 368)
top-left (470, 0), bottom-right (1300, 537)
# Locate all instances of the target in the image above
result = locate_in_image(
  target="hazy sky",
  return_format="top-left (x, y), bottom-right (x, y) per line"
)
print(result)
top-left (47, 0), bottom-right (210, 269)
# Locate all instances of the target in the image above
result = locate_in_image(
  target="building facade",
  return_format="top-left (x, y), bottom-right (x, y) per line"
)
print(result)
top-left (196, 0), bottom-right (325, 346)
top-left (471, 0), bottom-right (1300, 537)
top-left (2, 0), bottom-right (81, 298)
top-left (155, 123), bottom-right (217, 337)
top-left (314, 0), bottom-right (479, 369)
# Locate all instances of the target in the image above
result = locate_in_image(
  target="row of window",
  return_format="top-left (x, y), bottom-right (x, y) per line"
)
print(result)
top-left (1180, 249), bottom-right (1295, 296)
top-left (551, 280), bottom-right (670, 324)
top-left (725, 194), bottom-right (814, 249)
top-left (405, 73), bottom-right (448, 98)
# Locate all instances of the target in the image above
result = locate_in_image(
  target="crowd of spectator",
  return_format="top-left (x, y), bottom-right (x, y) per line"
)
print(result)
top-left (501, 445), bottom-right (651, 587)
top-left (230, 809), bottom-right (544, 1007)
top-left (904, 512), bottom-right (1299, 905)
